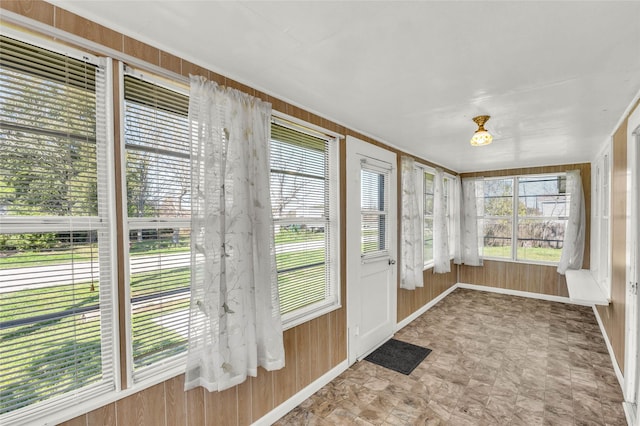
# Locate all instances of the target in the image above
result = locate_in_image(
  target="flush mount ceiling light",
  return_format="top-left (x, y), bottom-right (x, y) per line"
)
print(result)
top-left (470, 115), bottom-right (493, 146)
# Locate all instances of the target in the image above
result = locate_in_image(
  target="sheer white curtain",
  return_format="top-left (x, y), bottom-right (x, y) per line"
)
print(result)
top-left (433, 169), bottom-right (450, 273)
top-left (185, 76), bottom-right (285, 392)
top-left (458, 178), bottom-right (483, 266)
top-left (400, 156), bottom-right (423, 290)
top-left (452, 177), bottom-right (462, 264)
top-left (557, 170), bottom-right (586, 274)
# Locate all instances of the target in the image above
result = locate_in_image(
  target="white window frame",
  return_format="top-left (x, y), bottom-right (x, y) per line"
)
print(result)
top-left (418, 166), bottom-right (434, 268)
top-left (271, 113), bottom-right (341, 330)
top-left (592, 142), bottom-right (612, 298)
top-left (417, 165), bottom-right (456, 269)
top-left (119, 64), bottom-right (191, 387)
top-left (0, 31), bottom-right (118, 426)
top-left (479, 172), bottom-right (569, 265)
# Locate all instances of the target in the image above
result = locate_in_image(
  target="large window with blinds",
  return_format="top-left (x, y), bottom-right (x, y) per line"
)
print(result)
top-left (122, 70), bottom-right (191, 381)
top-left (0, 35), bottom-right (115, 423)
top-left (270, 120), bottom-right (339, 325)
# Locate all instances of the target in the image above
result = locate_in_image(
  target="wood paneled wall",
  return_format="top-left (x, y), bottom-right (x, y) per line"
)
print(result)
top-left (458, 163), bottom-right (590, 299)
top-left (596, 99), bottom-right (640, 373)
top-left (459, 260), bottom-right (569, 297)
top-left (397, 262), bottom-right (457, 322)
top-left (1, 2), bottom-right (455, 425)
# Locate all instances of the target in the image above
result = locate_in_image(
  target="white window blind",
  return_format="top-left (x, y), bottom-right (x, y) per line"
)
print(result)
top-left (122, 71), bottom-right (191, 382)
top-left (360, 165), bottom-right (390, 257)
top-left (423, 171), bottom-right (434, 263)
top-left (0, 35), bottom-right (114, 423)
top-left (270, 121), bottom-right (339, 324)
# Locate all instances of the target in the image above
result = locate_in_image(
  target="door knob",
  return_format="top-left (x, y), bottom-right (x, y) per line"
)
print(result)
top-left (388, 259), bottom-right (396, 265)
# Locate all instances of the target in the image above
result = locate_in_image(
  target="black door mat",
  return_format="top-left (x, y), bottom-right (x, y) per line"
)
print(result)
top-left (364, 338), bottom-right (432, 375)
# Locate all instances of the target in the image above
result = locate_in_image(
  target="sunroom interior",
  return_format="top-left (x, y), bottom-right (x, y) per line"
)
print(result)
top-left (1, 1), bottom-right (639, 426)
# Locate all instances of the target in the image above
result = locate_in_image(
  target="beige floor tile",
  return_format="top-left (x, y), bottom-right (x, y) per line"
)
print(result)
top-left (275, 289), bottom-right (625, 426)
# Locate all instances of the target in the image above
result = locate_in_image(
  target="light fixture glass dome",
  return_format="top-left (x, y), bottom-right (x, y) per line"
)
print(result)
top-left (470, 115), bottom-right (492, 146)
top-left (470, 130), bottom-right (493, 146)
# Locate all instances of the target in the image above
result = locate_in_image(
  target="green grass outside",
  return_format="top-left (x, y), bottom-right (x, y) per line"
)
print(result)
top-left (0, 239), bottom-right (190, 270)
top-left (1, 241), bottom-right (327, 410)
top-left (0, 229), bottom-right (319, 270)
top-left (483, 245), bottom-right (561, 262)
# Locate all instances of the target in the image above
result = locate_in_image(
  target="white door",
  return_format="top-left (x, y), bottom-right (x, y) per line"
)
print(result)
top-left (346, 136), bottom-right (397, 364)
top-left (625, 105), bottom-right (640, 425)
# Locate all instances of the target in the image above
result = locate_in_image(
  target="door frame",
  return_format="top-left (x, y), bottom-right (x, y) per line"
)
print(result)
top-left (346, 135), bottom-right (397, 365)
top-left (624, 103), bottom-right (640, 424)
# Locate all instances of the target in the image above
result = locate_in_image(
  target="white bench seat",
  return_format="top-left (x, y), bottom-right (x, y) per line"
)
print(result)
top-left (565, 269), bottom-right (609, 306)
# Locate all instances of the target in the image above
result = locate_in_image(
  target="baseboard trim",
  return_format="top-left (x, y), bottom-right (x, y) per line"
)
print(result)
top-left (395, 284), bottom-right (458, 332)
top-left (623, 401), bottom-right (637, 426)
top-left (456, 283), bottom-right (591, 306)
top-left (252, 360), bottom-right (349, 426)
top-left (592, 306), bottom-right (625, 389)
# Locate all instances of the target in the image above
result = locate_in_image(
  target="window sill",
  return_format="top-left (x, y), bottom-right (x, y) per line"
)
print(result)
top-left (480, 256), bottom-right (560, 267)
top-left (282, 301), bottom-right (341, 331)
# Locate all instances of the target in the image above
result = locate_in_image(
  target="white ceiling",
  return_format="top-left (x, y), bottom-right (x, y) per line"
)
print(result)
top-left (53, 1), bottom-right (640, 173)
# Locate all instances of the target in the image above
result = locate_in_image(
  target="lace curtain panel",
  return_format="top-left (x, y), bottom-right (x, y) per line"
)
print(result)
top-left (557, 170), bottom-right (586, 274)
top-left (452, 177), bottom-right (462, 264)
top-left (459, 178), bottom-right (483, 266)
top-left (400, 156), bottom-right (424, 290)
top-left (433, 169), bottom-right (451, 273)
top-left (185, 76), bottom-right (285, 392)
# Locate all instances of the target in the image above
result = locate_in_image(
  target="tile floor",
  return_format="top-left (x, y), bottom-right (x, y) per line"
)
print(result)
top-left (275, 288), bottom-right (627, 425)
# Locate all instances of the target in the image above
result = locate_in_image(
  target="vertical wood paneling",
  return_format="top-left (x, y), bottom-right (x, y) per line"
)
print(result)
top-left (295, 321), bottom-right (313, 388)
top-left (460, 260), bottom-right (571, 297)
top-left (205, 386), bottom-right (238, 426)
top-left (250, 369), bottom-right (273, 422)
top-left (58, 415), bottom-right (86, 426)
top-left (236, 379), bottom-right (252, 426)
top-left (397, 261), bottom-right (457, 323)
top-left (557, 274), bottom-right (569, 297)
top-left (1, 0), bottom-right (54, 26)
top-left (331, 308), bottom-right (347, 366)
top-left (87, 404), bottom-right (116, 426)
top-left (55, 7), bottom-right (122, 51)
top-left (159, 50), bottom-right (182, 75)
top-left (540, 265), bottom-right (558, 296)
top-left (307, 317), bottom-right (321, 381)
top-left (596, 101), bottom-right (638, 373)
top-left (123, 35), bottom-right (159, 66)
top-left (315, 315), bottom-right (332, 377)
top-left (273, 328), bottom-right (297, 406)
top-left (115, 383), bottom-right (165, 426)
top-left (186, 386), bottom-right (205, 426)
top-left (165, 375), bottom-right (186, 426)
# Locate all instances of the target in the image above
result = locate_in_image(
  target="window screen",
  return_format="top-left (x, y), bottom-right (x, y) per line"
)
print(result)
top-left (0, 35), bottom-right (114, 421)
